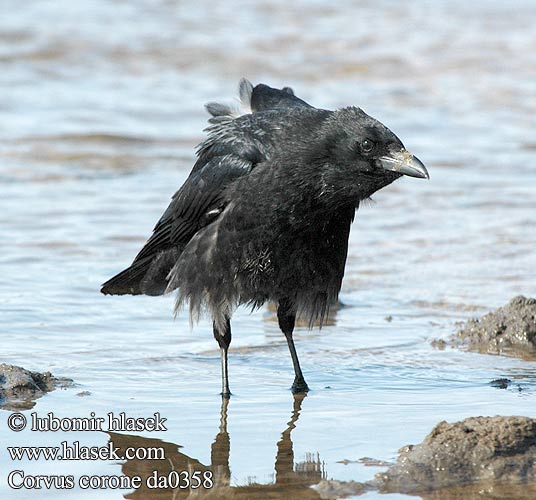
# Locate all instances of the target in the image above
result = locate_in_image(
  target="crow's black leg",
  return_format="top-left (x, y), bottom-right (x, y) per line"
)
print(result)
top-left (277, 300), bottom-right (309, 393)
top-left (213, 317), bottom-right (232, 398)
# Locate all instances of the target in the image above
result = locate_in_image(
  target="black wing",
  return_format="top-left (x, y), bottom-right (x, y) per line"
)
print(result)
top-left (101, 152), bottom-right (257, 296)
top-left (101, 79), bottom-right (314, 296)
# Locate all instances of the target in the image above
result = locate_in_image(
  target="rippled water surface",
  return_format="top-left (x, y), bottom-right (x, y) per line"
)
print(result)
top-left (1, 1), bottom-right (536, 499)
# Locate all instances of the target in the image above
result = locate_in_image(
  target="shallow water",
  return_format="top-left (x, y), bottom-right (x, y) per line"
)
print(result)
top-left (1, 0), bottom-right (536, 499)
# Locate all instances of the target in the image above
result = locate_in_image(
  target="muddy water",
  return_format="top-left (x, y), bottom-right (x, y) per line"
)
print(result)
top-left (1, 0), bottom-right (535, 499)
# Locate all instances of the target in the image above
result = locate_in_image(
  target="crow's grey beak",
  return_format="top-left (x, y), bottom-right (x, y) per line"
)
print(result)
top-left (378, 150), bottom-right (429, 179)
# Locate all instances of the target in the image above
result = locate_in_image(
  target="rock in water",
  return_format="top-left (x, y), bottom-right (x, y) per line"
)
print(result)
top-left (0, 363), bottom-right (73, 410)
top-left (314, 415), bottom-right (536, 499)
top-left (449, 296), bottom-right (536, 358)
top-left (377, 416), bottom-right (536, 493)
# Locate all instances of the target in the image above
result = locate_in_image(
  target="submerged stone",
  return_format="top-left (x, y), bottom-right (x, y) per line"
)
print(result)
top-left (0, 363), bottom-right (73, 410)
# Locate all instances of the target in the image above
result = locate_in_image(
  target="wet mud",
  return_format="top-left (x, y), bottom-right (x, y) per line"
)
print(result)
top-left (315, 416), bottom-right (536, 499)
top-left (438, 296), bottom-right (536, 359)
top-left (377, 416), bottom-right (536, 493)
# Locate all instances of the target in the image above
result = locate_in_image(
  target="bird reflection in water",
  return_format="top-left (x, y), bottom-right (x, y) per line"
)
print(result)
top-left (109, 394), bottom-right (325, 500)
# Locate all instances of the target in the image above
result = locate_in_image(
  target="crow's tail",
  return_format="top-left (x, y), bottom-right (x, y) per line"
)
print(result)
top-left (100, 258), bottom-right (151, 295)
top-left (101, 246), bottom-right (182, 296)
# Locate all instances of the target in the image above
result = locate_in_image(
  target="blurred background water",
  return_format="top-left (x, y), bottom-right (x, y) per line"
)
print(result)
top-left (1, 0), bottom-right (535, 499)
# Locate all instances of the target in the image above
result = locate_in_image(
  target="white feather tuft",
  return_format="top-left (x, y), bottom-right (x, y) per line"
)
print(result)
top-left (204, 78), bottom-right (254, 119)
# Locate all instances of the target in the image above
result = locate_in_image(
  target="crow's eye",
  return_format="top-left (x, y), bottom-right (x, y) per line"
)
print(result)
top-left (360, 139), bottom-right (375, 153)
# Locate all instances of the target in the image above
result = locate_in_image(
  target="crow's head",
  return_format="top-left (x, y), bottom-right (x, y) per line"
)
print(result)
top-left (314, 106), bottom-right (428, 201)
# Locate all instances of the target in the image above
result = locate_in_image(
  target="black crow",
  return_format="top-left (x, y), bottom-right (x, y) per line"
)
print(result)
top-left (101, 79), bottom-right (428, 397)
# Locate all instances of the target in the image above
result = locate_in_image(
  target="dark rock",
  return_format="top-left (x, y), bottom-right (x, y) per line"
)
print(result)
top-left (377, 416), bottom-right (536, 494)
top-left (314, 416), bottom-right (536, 499)
top-left (447, 296), bottom-right (536, 358)
top-left (490, 378), bottom-right (511, 389)
top-left (0, 363), bottom-right (73, 410)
